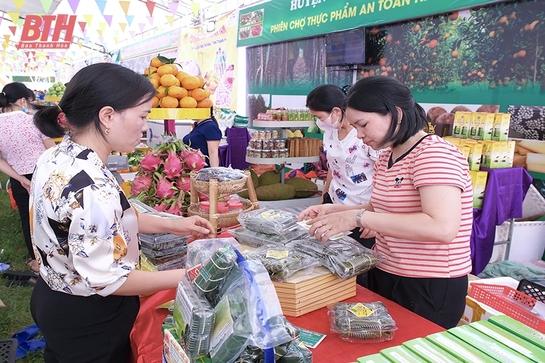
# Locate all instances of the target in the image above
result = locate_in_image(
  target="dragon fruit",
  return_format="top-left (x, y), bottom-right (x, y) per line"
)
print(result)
top-left (130, 139), bottom-right (207, 215)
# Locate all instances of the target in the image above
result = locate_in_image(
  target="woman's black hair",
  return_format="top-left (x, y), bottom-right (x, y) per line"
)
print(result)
top-left (306, 84), bottom-right (346, 112)
top-left (344, 76), bottom-right (428, 148)
top-left (34, 63), bottom-right (156, 139)
top-left (0, 82), bottom-right (32, 112)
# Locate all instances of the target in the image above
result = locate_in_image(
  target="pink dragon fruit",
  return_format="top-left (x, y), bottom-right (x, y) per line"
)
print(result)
top-left (164, 151), bottom-right (183, 179)
top-left (130, 174), bottom-right (153, 195)
top-left (153, 202), bottom-right (168, 212)
top-left (156, 177), bottom-right (176, 199)
top-left (181, 149), bottom-right (207, 171)
top-left (141, 152), bottom-right (163, 172)
top-left (165, 203), bottom-right (182, 216)
top-left (177, 175), bottom-right (191, 192)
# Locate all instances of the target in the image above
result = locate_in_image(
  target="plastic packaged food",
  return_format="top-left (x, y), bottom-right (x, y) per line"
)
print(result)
top-left (139, 233), bottom-right (189, 251)
top-left (288, 236), bottom-right (382, 279)
top-left (238, 208), bottom-right (299, 235)
top-left (228, 225), bottom-right (308, 248)
top-left (328, 301), bottom-right (397, 343)
top-left (195, 167), bottom-right (246, 182)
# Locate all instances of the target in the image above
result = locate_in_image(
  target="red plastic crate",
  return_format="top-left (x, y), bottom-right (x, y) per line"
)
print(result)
top-left (469, 283), bottom-right (545, 333)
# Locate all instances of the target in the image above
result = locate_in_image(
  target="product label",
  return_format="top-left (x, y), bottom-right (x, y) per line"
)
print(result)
top-left (299, 328), bottom-right (326, 349)
top-left (348, 303), bottom-right (375, 317)
top-left (266, 249), bottom-right (289, 259)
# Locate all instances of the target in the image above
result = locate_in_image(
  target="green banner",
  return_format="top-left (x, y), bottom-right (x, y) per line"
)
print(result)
top-left (237, 0), bottom-right (506, 47)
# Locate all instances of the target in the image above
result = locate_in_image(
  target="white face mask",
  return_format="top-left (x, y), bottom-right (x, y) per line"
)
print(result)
top-left (316, 112), bottom-right (339, 131)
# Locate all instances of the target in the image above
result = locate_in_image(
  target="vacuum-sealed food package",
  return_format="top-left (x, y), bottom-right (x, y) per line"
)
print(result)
top-left (238, 208), bottom-right (298, 235)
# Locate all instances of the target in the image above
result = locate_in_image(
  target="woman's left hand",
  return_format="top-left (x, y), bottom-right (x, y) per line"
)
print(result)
top-left (307, 210), bottom-right (359, 242)
top-left (172, 215), bottom-right (215, 240)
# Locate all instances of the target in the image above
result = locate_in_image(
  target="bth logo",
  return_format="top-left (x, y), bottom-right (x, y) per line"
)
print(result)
top-left (17, 14), bottom-right (76, 50)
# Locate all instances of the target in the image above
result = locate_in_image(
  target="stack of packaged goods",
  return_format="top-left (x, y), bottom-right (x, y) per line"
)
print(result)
top-left (140, 233), bottom-right (189, 271)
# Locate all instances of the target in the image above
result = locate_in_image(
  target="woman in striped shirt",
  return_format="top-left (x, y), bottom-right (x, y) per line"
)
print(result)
top-left (298, 76), bottom-right (472, 329)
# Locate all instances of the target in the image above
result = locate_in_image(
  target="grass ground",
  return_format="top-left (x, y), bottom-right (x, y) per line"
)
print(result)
top-left (0, 173), bottom-right (44, 362)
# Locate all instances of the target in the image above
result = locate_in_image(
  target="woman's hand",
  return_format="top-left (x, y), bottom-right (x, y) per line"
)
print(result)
top-left (306, 210), bottom-right (359, 242)
top-left (18, 177), bottom-right (31, 193)
top-left (171, 215), bottom-right (215, 240)
top-left (297, 204), bottom-right (336, 221)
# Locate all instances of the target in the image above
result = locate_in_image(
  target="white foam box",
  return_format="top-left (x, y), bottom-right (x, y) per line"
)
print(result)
top-left (491, 185), bottom-right (545, 263)
top-left (379, 346), bottom-right (426, 363)
top-left (162, 328), bottom-right (190, 363)
top-left (272, 266), bottom-right (356, 317)
top-left (426, 332), bottom-right (498, 363)
top-left (402, 337), bottom-right (463, 363)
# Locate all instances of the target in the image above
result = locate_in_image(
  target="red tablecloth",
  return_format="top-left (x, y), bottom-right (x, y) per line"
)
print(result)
top-left (129, 285), bottom-right (444, 363)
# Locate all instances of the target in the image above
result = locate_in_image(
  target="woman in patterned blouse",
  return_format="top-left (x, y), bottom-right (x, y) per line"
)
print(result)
top-left (30, 63), bottom-right (215, 363)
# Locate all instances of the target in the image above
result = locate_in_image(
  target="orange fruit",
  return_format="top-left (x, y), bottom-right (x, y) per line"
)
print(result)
top-left (160, 96), bottom-right (179, 108)
top-left (160, 74), bottom-right (178, 87)
top-left (157, 64), bottom-right (176, 77)
top-left (149, 78), bottom-right (160, 88)
top-left (518, 50), bottom-right (526, 58)
top-left (144, 66), bottom-right (157, 75)
top-left (168, 86), bottom-right (188, 99)
top-left (197, 98), bottom-right (213, 108)
top-left (190, 88), bottom-right (207, 102)
top-left (150, 57), bottom-right (163, 68)
top-left (181, 76), bottom-right (200, 90)
top-left (149, 73), bottom-right (161, 82)
top-left (156, 86), bottom-right (168, 99)
top-left (151, 96), bottom-right (160, 108)
top-left (176, 71), bottom-right (190, 84)
top-left (168, 64), bottom-right (179, 75)
top-left (180, 96), bottom-right (197, 108)
top-left (195, 75), bottom-right (205, 88)
top-left (203, 88), bottom-right (210, 98)
top-left (428, 39), bottom-right (438, 49)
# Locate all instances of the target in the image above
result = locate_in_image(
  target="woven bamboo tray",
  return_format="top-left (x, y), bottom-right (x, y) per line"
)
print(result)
top-left (187, 199), bottom-right (257, 228)
top-left (190, 170), bottom-right (250, 195)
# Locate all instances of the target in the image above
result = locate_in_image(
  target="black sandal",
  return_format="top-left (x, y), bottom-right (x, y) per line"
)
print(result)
top-left (6, 277), bottom-right (37, 287)
top-left (2, 270), bottom-right (38, 281)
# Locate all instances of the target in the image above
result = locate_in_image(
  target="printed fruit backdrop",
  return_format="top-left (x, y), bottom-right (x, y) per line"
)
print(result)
top-left (144, 54), bottom-right (213, 109)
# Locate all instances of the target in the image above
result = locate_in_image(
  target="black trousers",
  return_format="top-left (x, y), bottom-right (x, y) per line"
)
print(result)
top-left (369, 268), bottom-right (468, 329)
top-left (10, 174), bottom-right (34, 259)
top-left (322, 192), bottom-right (375, 287)
top-left (31, 277), bottom-right (140, 363)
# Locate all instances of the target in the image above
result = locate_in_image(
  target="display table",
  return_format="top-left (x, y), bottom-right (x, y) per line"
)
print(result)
top-left (129, 285), bottom-right (444, 363)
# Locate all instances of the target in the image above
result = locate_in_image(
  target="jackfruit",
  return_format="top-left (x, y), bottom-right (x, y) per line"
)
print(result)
top-left (258, 170), bottom-right (281, 186)
top-left (255, 183), bottom-right (296, 201)
top-left (236, 168), bottom-right (258, 199)
top-left (285, 177), bottom-right (318, 198)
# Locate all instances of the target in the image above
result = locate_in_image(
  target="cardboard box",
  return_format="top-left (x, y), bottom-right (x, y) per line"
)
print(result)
top-left (488, 315), bottom-right (545, 350)
top-left (357, 353), bottom-right (392, 363)
top-left (492, 113), bottom-right (511, 141)
top-left (463, 140), bottom-right (484, 171)
top-left (380, 346), bottom-right (426, 362)
top-left (453, 111), bottom-right (472, 138)
top-left (426, 332), bottom-right (498, 363)
top-left (470, 170), bottom-right (488, 209)
top-left (469, 320), bottom-right (545, 363)
top-left (470, 112), bottom-right (495, 140)
top-left (272, 266), bottom-right (356, 317)
top-left (481, 140), bottom-right (515, 168)
top-left (163, 328), bottom-right (190, 363)
top-left (448, 325), bottom-right (534, 362)
top-left (402, 337), bottom-right (463, 363)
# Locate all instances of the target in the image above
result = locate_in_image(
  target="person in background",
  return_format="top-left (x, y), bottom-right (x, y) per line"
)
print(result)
top-left (31, 63), bottom-right (215, 363)
top-left (182, 107), bottom-right (222, 167)
top-left (0, 82), bottom-right (55, 273)
top-left (298, 76), bottom-right (472, 329)
top-left (306, 84), bottom-right (380, 287)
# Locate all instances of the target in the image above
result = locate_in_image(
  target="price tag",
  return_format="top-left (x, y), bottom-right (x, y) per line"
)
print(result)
top-left (299, 328), bottom-right (326, 349)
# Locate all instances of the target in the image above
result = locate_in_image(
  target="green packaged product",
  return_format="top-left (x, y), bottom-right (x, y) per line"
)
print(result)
top-left (328, 301), bottom-right (397, 343)
top-left (192, 244), bottom-right (237, 294)
top-left (238, 208), bottom-right (299, 235)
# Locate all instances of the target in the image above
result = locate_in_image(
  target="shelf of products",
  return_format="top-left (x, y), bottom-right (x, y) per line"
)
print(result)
top-left (252, 120), bottom-right (316, 128)
top-left (246, 156), bottom-right (319, 164)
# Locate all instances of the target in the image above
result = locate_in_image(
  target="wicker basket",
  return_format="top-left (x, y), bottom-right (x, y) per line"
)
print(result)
top-left (190, 170), bottom-right (250, 195)
top-left (187, 199), bottom-right (257, 228)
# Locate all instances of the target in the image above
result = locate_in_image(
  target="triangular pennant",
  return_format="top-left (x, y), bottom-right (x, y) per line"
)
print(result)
top-left (3, 35), bottom-right (10, 43)
top-left (78, 21), bottom-right (87, 32)
top-left (145, 1), bottom-right (156, 16)
top-left (7, 12), bottom-right (20, 24)
top-left (168, 1), bottom-right (179, 16)
top-left (118, 1), bottom-right (130, 15)
top-left (138, 22), bottom-right (146, 32)
top-left (17, 18), bottom-right (24, 27)
top-left (13, 0), bottom-right (25, 11)
top-left (98, 22), bottom-right (107, 31)
top-left (125, 15), bottom-right (134, 27)
top-left (98, 36), bottom-right (104, 44)
top-left (129, 30), bottom-right (135, 38)
top-left (119, 22), bottom-right (127, 32)
top-left (103, 14), bottom-right (113, 27)
top-left (83, 14), bottom-right (93, 26)
top-left (165, 15), bottom-right (174, 26)
top-left (97, 28), bottom-right (104, 37)
top-left (95, 0), bottom-right (108, 14)
top-left (190, 3), bottom-right (200, 17)
top-left (146, 16), bottom-right (154, 26)
top-left (67, 0), bottom-right (81, 14)
top-left (8, 26), bottom-right (17, 35)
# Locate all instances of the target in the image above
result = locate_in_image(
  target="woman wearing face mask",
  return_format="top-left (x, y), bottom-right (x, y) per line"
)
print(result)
top-left (306, 85), bottom-right (380, 286)
top-left (0, 82), bottom-right (55, 272)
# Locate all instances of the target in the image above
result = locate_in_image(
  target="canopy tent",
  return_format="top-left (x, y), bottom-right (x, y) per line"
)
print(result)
top-left (0, 0), bottom-right (247, 82)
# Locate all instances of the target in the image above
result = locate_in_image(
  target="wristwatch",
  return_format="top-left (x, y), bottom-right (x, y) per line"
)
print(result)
top-left (356, 208), bottom-right (366, 228)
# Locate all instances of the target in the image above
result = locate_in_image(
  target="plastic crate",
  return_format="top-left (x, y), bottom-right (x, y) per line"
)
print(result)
top-left (0, 338), bottom-right (17, 363)
top-left (517, 279), bottom-right (545, 303)
top-left (469, 283), bottom-right (545, 332)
